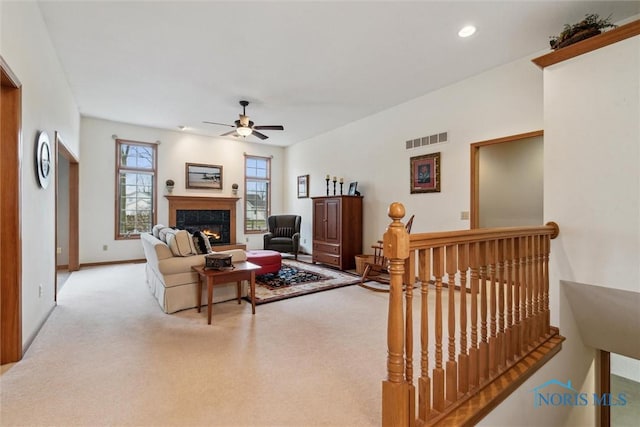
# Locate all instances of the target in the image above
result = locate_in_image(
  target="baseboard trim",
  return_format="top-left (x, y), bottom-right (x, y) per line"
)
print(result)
top-left (22, 303), bottom-right (56, 357)
top-left (80, 258), bottom-right (146, 268)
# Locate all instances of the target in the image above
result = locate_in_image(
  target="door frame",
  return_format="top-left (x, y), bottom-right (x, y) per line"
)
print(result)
top-left (470, 130), bottom-right (543, 229)
top-left (1, 56), bottom-right (23, 364)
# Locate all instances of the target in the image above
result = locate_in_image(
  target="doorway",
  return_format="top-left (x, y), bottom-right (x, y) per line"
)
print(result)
top-left (1, 56), bottom-right (23, 364)
top-left (470, 130), bottom-right (543, 229)
top-left (55, 132), bottom-right (79, 300)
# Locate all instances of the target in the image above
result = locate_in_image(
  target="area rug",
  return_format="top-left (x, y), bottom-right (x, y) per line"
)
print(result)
top-left (250, 260), bottom-right (361, 304)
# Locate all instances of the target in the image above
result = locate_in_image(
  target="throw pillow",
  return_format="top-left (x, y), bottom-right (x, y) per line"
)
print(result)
top-left (158, 226), bottom-right (173, 243)
top-left (152, 224), bottom-right (165, 239)
top-left (192, 231), bottom-right (213, 254)
top-left (165, 229), bottom-right (197, 257)
top-left (274, 227), bottom-right (293, 237)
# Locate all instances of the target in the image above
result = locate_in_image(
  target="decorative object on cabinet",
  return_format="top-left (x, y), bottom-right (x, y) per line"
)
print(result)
top-left (185, 163), bottom-right (222, 189)
top-left (348, 182), bottom-right (359, 196)
top-left (231, 183), bottom-right (239, 195)
top-left (549, 13), bottom-right (616, 50)
top-left (325, 175), bottom-right (330, 196)
top-left (297, 175), bottom-right (309, 198)
top-left (312, 195), bottom-right (363, 270)
top-left (410, 152), bottom-right (440, 194)
top-left (339, 178), bottom-right (344, 195)
top-left (35, 131), bottom-right (52, 189)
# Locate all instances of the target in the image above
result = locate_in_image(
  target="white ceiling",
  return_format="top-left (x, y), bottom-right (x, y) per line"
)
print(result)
top-left (38, 1), bottom-right (640, 147)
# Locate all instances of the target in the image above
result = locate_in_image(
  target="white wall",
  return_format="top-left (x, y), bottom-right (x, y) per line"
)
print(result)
top-left (479, 136), bottom-right (543, 227)
top-left (483, 33), bottom-right (640, 427)
top-left (611, 353), bottom-right (640, 383)
top-left (79, 117), bottom-right (285, 263)
top-left (285, 55), bottom-right (544, 254)
top-left (1, 1), bottom-right (80, 346)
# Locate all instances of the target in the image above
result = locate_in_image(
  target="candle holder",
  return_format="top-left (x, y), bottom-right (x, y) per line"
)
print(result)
top-left (340, 182), bottom-right (344, 195)
top-left (325, 178), bottom-right (330, 196)
top-left (332, 178), bottom-right (337, 195)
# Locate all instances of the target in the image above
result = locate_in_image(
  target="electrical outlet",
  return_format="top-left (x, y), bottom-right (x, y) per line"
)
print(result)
top-left (246, 238), bottom-right (249, 243)
top-left (56, 247), bottom-right (62, 254)
top-left (38, 284), bottom-right (43, 298)
top-left (303, 238), bottom-right (307, 244)
top-left (103, 245), bottom-right (108, 251)
top-left (460, 211), bottom-right (470, 220)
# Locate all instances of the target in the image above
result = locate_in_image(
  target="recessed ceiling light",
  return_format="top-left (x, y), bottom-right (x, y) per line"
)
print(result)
top-left (178, 125), bottom-right (186, 130)
top-left (458, 25), bottom-right (476, 38)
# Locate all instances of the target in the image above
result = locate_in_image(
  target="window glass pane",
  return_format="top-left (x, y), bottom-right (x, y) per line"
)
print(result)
top-left (244, 156), bottom-right (270, 232)
top-left (116, 140), bottom-right (156, 237)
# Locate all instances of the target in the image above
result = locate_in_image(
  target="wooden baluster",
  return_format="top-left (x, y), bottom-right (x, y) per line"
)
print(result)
top-left (497, 239), bottom-right (506, 371)
top-left (479, 241), bottom-right (489, 382)
top-left (525, 235), bottom-right (534, 349)
top-left (445, 245), bottom-right (458, 405)
top-left (543, 235), bottom-right (551, 335)
top-left (404, 250), bottom-right (415, 422)
top-left (458, 244), bottom-right (470, 395)
top-left (513, 237), bottom-right (522, 358)
top-left (505, 238), bottom-right (514, 364)
top-left (382, 203), bottom-right (411, 427)
top-left (534, 234), bottom-right (543, 342)
top-left (468, 242), bottom-right (480, 390)
top-left (432, 246), bottom-right (445, 412)
top-left (519, 236), bottom-right (528, 354)
top-left (418, 248), bottom-right (431, 421)
top-left (488, 240), bottom-right (497, 377)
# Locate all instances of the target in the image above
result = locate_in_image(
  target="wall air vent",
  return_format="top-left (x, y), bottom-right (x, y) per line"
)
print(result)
top-left (405, 131), bottom-right (448, 150)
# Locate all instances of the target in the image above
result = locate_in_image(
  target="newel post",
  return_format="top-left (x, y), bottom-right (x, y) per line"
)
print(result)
top-left (382, 202), bottom-right (412, 427)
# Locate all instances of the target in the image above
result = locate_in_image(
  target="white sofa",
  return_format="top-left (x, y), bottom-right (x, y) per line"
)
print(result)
top-left (140, 228), bottom-right (247, 313)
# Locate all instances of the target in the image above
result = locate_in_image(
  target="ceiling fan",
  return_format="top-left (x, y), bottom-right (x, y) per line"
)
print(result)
top-left (203, 100), bottom-right (284, 140)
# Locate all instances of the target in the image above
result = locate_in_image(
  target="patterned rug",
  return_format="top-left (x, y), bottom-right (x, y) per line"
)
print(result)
top-left (250, 260), bottom-right (361, 304)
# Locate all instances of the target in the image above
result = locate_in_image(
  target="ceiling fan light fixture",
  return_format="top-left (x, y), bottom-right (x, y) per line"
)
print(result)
top-left (236, 126), bottom-right (252, 137)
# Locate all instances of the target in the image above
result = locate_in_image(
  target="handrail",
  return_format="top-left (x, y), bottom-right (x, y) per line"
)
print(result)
top-left (381, 202), bottom-right (561, 426)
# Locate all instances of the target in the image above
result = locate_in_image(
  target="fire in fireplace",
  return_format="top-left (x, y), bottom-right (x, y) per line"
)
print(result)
top-left (175, 209), bottom-right (231, 245)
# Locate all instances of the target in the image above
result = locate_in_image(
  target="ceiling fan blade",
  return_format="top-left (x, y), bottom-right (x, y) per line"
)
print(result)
top-left (203, 121), bottom-right (235, 128)
top-left (252, 130), bottom-right (269, 140)
top-left (253, 125), bottom-right (284, 131)
top-left (220, 130), bottom-right (238, 137)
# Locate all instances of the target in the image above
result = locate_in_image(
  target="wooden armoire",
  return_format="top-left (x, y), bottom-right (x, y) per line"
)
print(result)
top-left (311, 195), bottom-right (363, 270)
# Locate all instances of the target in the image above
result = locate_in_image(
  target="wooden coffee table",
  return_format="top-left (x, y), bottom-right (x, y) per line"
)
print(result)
top-left (192, 261), bottom-right (261, 324)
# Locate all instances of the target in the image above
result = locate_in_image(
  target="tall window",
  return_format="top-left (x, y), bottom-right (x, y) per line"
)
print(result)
top-left (115, 139), bottom-right (157, 239)
top-left (244, 155), bottom-right (270, 232)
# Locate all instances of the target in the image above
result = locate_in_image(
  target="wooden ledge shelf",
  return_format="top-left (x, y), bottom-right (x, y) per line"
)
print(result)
top-left (532, 19), bottom-right (640, 68)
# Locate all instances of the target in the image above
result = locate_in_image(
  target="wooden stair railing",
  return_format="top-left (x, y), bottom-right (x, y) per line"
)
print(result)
top-left (381, 203), bottom-right (563, 427)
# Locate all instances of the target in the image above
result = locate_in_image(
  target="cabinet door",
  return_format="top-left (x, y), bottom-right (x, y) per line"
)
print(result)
top-left (313, 199), bottom-right (327, 241)
top-left (325, 198), bottom-right (341, 243)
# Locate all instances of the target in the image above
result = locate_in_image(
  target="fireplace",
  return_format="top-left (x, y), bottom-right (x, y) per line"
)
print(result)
top-left (175, 209), bottom-right (230, 245)
top-left (166, 196), bottom-right (240, 246)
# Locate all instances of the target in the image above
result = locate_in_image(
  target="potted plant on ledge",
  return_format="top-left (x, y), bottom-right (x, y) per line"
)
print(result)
top-left (549, 13), bottom-right (616, 50)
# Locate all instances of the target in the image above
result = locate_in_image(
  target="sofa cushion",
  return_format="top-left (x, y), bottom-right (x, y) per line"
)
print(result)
top-left (165, 229), bottom-right (197, 257)
top-left (192, 231), bottom-right (212, 254)
top-left (274, 226), bottom-right (294, 237)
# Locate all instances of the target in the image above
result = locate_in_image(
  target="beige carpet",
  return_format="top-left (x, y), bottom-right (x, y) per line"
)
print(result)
top-left (0, 263), bottom-right (392, 426)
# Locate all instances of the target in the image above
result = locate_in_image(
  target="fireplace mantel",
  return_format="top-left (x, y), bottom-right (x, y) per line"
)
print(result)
top-left (165, 196), bottom-right (240, 244)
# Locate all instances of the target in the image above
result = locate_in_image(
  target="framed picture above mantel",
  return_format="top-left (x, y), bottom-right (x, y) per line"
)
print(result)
top-left (185, 163), bottom-right (222, 189)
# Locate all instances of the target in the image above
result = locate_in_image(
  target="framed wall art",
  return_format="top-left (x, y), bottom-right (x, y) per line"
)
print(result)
top-left (185, 163), bottom-right (223, 189)
top-left (297, 175), bottom-right (309, 198)
top-left (410, 152), bottom-right (440, 194)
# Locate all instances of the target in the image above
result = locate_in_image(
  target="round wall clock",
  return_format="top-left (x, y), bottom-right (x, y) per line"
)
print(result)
top-left (36, 131), bottom-right (52, 189)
